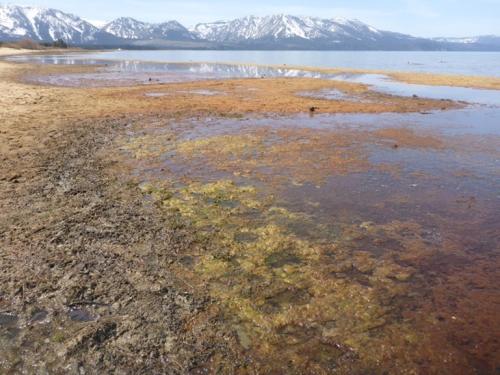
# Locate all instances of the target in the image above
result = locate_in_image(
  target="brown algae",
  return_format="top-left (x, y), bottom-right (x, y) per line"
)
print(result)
top-left (174, 128), bottom-right (370, 186)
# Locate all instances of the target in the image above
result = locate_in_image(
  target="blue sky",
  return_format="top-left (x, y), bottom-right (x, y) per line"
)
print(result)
top-left (6, 0), bottom-right (500, 37)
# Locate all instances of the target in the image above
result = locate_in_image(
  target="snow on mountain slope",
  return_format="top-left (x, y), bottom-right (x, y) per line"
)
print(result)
top-left (103, 17), bottom-right (196, 41)
top-left (434, 37), bottom-right (479, 44)
top-left (191, 14), bottom-right (445, 50)
top-left (434, 35), bottom-right (500, 47)
top-left (1, 5), bottom-right (498, 50)
top-left (0, 4), bottom-right (105, 43)
top-left (192, 15), bottom-right (383, 43)
top-left (103, 17), bottom-right (151, 39)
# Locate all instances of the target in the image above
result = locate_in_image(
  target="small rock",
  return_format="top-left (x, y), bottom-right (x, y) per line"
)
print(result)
top-left (8, 174), bottom-right (21, 183)
top-left (0, 313), bottom-right (18, 327)
top-left (30, 309), bottom-right (49, 323)
top-left (68, 308), bottom-right (95, 322)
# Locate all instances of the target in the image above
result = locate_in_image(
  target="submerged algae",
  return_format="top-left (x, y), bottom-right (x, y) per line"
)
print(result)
top-left (174, 128), bottom-right (370, 186)
top-left (117, 114), bottom-right (500, 373)
top-left (139, 178), bottom-right (435, 373)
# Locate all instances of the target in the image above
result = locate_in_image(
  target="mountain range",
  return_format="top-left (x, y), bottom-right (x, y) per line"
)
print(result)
top-left (1, 5), bottom-right (499, 50)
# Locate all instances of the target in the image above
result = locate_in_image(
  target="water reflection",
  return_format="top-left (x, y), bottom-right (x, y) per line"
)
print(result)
top-left (8, 54), bottom-right (329, 78)
top-left (7, 54), bottom-right (500, 105)
top-left (335, 73), bottom-right (500, 106)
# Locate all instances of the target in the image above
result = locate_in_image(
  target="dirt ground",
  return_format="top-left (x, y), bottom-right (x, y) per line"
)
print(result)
top-left (0, 56), bottom-right (490, 374)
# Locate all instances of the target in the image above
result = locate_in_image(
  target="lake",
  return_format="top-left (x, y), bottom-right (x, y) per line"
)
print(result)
top-left (79, 50), bottom-right (500, 77)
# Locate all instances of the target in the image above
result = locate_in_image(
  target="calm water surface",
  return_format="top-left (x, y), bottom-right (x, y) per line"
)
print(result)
top-left (79, 50), bottom-right (500, 77)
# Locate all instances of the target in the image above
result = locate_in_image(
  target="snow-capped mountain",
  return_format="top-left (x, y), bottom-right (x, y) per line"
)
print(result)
top-left (434, 36), bottom-right (480, 44)
top-left (434, 35), bottom-right (500, 47)
top-left (102, 17), bottom-right (150, 40)
top-left (153, 21), bottom-right (195, 40)
top-left (1, 5), bottom-right (499, 50)
top-left (103, 17), bottom-right (196, 41)
top-left (193, 15), bottom-right (380, 43)
top-left (0, 4), bottom-right (118, 44)
top-left (191, 14), bottom-right (439, 49)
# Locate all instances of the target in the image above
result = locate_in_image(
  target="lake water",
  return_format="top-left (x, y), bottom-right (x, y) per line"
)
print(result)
top-left (79, 50), bottom-right (500, 77)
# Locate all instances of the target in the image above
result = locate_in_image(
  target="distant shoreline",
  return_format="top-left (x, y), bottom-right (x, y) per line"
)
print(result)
top-left (6, 47), bottom-right (499, 90)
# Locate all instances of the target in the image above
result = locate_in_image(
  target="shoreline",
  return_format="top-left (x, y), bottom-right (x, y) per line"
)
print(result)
top-left (3, 47), bottom-right (500, 91)
top-left (1, 57), bottom-right (460, 116)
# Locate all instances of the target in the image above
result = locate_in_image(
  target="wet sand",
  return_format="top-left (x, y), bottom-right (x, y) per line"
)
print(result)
top-left (0, 51), bottom-right (499, 374)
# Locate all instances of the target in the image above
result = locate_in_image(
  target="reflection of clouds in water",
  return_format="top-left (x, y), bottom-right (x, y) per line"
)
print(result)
top-left (336, 74), bottom-right (500, 106)
top-left (183, 63), bottom-right (325, 79)
top-left (8, 55), bottom-right (104, 66)
top-left (9, 54), bottom-right (335, 80)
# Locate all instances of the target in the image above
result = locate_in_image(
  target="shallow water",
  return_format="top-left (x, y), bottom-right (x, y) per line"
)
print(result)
top-left (336, 73), bottom-right (500, 106)
top-left (23, 50), bottom-right (500, 77)
top-left (119, 106), bottom-right (500, 373)
top-left (145, 89), bottom-right (223, 97)
top-left (8, 54), bottom-right (500, 106)
top-left (298, 88), bottom-right (365, 102)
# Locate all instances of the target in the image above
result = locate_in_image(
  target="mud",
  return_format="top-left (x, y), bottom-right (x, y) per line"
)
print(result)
top-left (0, 113), bottom-right (251, 373)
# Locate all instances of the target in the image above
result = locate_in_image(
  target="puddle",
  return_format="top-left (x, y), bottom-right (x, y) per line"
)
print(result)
top-left (334, 73), bottom-right (500, 106)
top-left (146, 89), bottom-right (223, 98)
top-left (188, 106), bottom-right (500, 136)
top-left (298, 88), bottom-right (368, 102)
top-left (0, 313), bottom-right (20, 342)
top-left (145, 92), bottom-right (169, 97)
top-left (182, 89), bottom-right (224, 96)
top-left (30, 309), bottom-right (49, 324)
top-left (116, 105), bottom-right (500, 373)
top-left (8, 55), bottom-right (331, 88)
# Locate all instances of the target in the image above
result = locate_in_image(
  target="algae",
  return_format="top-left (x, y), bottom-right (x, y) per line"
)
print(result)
top-left (120, 118), bottom-right (473, 373)
top-left (137, 176), bottom-right (429, 373)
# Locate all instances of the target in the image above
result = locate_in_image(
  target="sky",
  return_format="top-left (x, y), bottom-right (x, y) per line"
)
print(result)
top-left (5, 0), bottom-right (500, 37)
